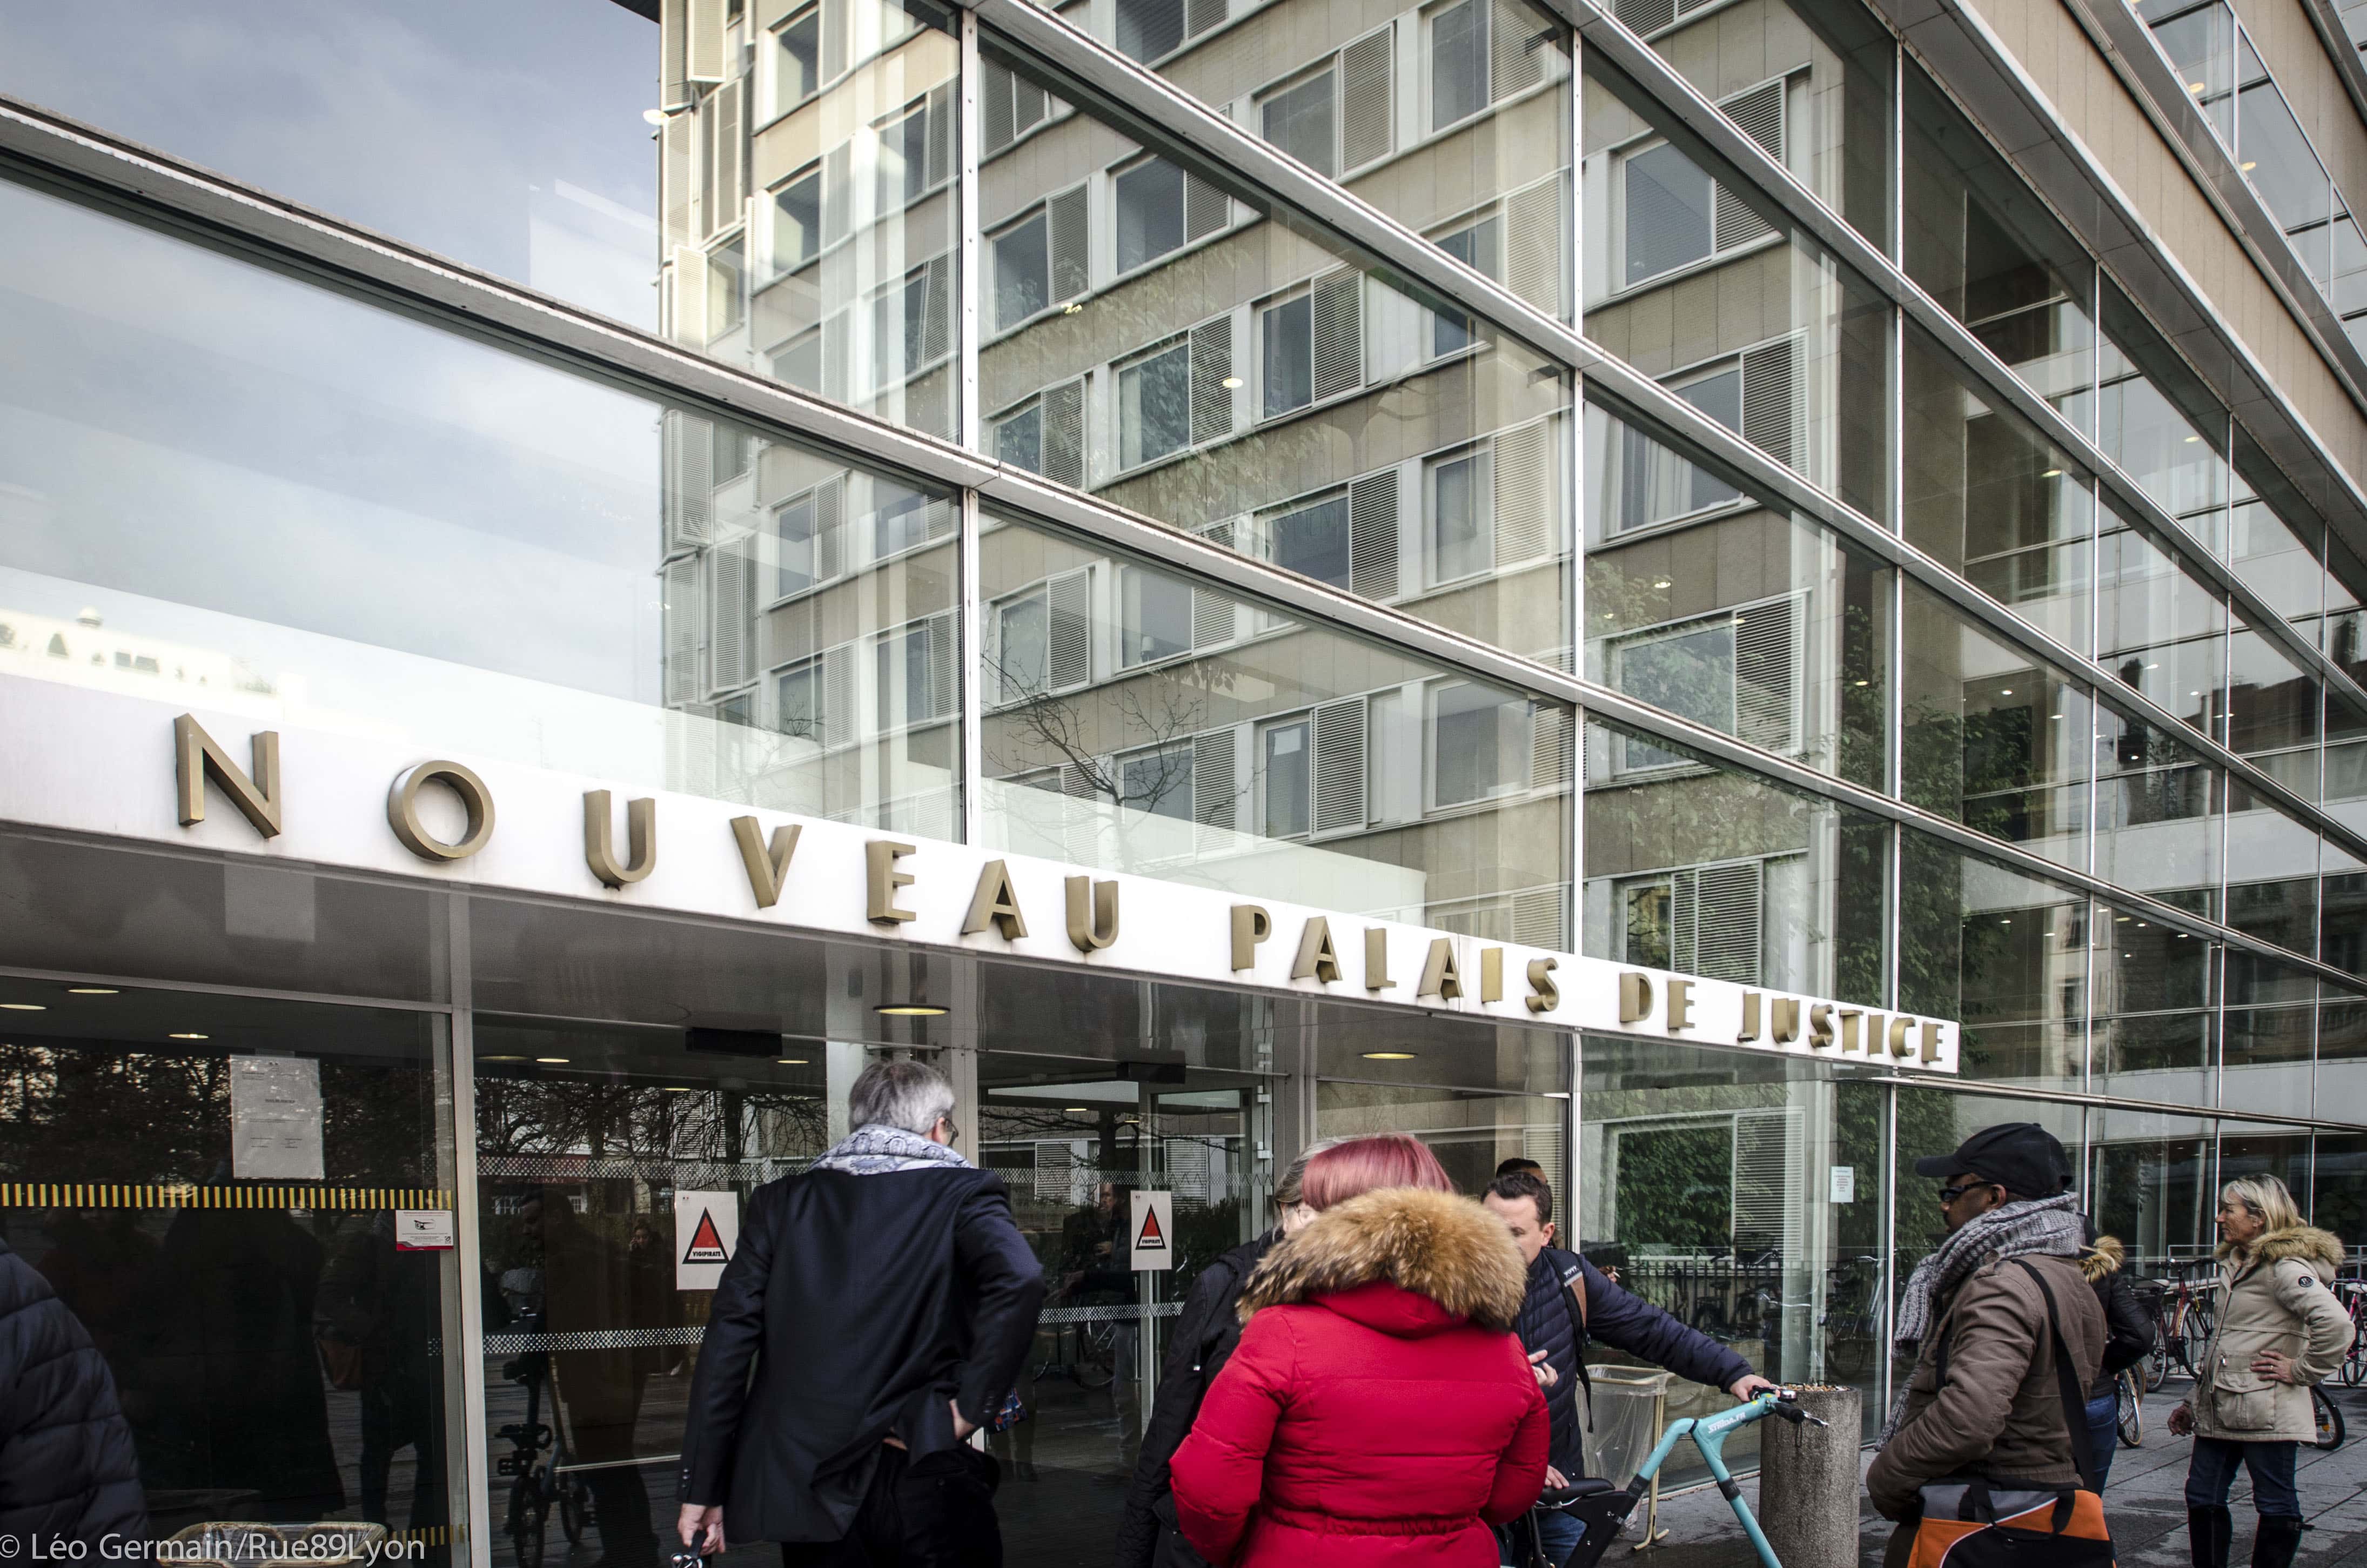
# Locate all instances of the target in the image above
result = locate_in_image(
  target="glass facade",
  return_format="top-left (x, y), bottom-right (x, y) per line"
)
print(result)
top-left (11, 0), bottom-right (2367, 1556)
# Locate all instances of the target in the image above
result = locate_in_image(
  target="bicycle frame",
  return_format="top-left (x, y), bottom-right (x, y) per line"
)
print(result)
top-left (1624, 1393), bottom-right (1820, 1568)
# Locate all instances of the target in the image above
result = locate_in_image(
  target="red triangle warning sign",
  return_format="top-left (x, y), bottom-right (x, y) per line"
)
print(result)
top-left (1134, 1205), bottom-right (1167, 1251)
top-left (682, 1208), bottom-right (730, 1264)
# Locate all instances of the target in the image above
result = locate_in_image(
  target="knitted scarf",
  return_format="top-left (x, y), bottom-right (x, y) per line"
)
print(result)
top-left (1882, 1190), bottom-right (2084, 1439)
top-left (811, 1123), bottom-right (971, 1175)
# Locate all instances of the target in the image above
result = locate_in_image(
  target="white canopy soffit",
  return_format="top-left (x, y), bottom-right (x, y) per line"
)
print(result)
top-left (0, 679), bottom-right (1960, 1071)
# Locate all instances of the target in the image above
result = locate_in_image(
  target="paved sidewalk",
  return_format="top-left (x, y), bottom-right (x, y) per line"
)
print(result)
top-left (1621, 1383), bottom-right (2367, 1568)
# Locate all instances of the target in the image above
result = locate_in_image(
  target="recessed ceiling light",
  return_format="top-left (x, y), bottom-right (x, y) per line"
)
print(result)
top-left (875, 1003), bottom-right (950, 1017)
top-left (2001, 688), bottom-right (2014, 695)
top-left (535, 1056), bottom-right (570, 1064)
top-left (1065, 1105), bottom-right (1090, 1111)
top-left (479, 1055), bottom-right (527, 1063)
top-left (169, 1032), bottom-right (209, 1040)
top-left (1999, 919), bottom-right (2012, 925)
top-left (1221, 376), bottom-right (1244, 388)
top-left (2241, 161), bottom-right (2257, 172)
top-left (777, 1057), bottom-right (809, 1066)
top-left (2184, 435), bottom-right (2202, 444)
top-left (1855, 678), bottom-right (1870, 686)
top-left (1362, 1050), bottom-right (1417, 1060)
top-left (662, 1085), bottom-right (693, 1093)
top-left (65, 988), bottom-right (118, 995)
top-left (2116, 916), bottom-right (2131, 923)
top-left (1653, 579), bottom-right (1672, 588)
top-left (2190, 81), bottom-right (2207, 92)
top-left (0, 1003), bottom-right (45, 1011)
top-left (2041, 469), bottom-right (2061, 479)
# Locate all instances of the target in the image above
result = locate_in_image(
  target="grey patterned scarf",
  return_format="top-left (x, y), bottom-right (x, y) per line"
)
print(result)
top-left (812, 1123), bottom-right (971, 1175)
top-left (1882, 1191), bottom-right (2084, 1439)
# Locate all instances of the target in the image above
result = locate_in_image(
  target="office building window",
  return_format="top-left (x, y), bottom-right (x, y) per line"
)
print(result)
top-left (1432, 0), bottom-right (1490, 130)
top-left (1433, 215), bottom-right (1501, 356)
top-left (1262, 68), bottom-right (1339, 179)
top-left (1429, 448), bottom-right (1491, 583)
top-left (991, 187), bottom-right (1087, 332)
top-left (1433, 680), bottom-right (1531, 805)
top-left (1263, 718), bottom-right (1314, 837)
top-left (1270, 493), bottom-right (1353, 589)
top-left (1121, 340), bottom-right (1193, 468)
top-left (1116, 0), bottom-right (1188, 63)
top-left (1120, 565), bottom-right (1195, 666)
top-left (1114, 157), bottom-right (1228, 273)
top-left (773, 6), bottom-right (820, 115)
top-left (772, 168), bottom-right (822, 274)
top-left (1262, 295), bottom-right (1314, 418)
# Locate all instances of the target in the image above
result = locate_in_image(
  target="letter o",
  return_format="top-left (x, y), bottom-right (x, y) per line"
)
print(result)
top-left (388, 761), bottom-right (497, 861)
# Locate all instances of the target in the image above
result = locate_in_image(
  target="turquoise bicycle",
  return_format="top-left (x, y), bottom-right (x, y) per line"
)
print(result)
top-left (1541, 1388), bottom-right (1825, 1568)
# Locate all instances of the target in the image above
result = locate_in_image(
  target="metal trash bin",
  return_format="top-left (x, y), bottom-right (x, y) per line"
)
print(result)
top-left (1583, 1365), bottom-right (1673, 1547)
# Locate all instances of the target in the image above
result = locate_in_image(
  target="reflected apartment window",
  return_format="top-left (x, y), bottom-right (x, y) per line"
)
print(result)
top-left (1116, 0), bottom-right (1187, 62)
top-left (1611, 595), bottom-right (1801, 769)
top-left (707, 238), bottom-right (747, 340)
top-left (1119, 565), bottom-right (1195, 666)
top-left (1428, 447), bottom-right (1491, 584)
top-left (1262, 66), bottom-right (1340, 178)
top-left (771, 167), bottom-right (822, 274)
top-left (1431, 0), bottom-right (1490, 130)
top-left (877, 614), bottom-right (956, 728)
top-left (1269, 492), bottom-right (1353, 589)
top-left (1613, 372), bottom-right (1744, 533)
top-left (1432, 680), bottom-right (1530, 805)
top-left (1262, 718), bottom-right (1313, 837)
top-left (773, 6), bottom-right (820, 115)
top-left (991, 187), bottom-right (1087, 333)
top-left (1119, 743), bottom-right (1197, 823)
top-left (1621, 143), bottom-right (1714, 284)
top-left (1262, 294), bottom-right (1313, 418)
top-left (1120, 340), bottom-right (1194, 468)
top-left (1114, 157), bottom-right (1229, 273)
top-left (1261, 271), bottom-right (1362, 419)
top-left (1433, 215), bottom-right (1501, 356)
top-left (991, 380), bottom-right (1087, 488)
top-left (993, 569), bottom-right (1093, 701)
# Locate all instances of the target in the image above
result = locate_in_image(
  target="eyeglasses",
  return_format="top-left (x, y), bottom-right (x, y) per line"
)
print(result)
top-left (1938, 1181), bottom-right (2000, 1205)
top-left (939, 1115), bottom-right (962, 1147)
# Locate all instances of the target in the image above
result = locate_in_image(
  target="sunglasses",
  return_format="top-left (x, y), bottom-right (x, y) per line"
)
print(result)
top-left (1937, 1181), bottom-right (2001, 1205)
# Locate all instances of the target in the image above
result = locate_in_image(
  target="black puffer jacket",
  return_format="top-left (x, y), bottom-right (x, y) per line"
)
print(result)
top-left (2082, 1234), bottom-right (2154, 1400)
top-left (1117, 1231), bottom-right (1278, 1568)
top-left (0, 1237), bottom-right (145, 1543)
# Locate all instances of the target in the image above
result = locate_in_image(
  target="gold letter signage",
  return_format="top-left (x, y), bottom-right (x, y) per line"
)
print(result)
top-left (1230, 906), bottom-right (1271, 969)
top-left (1292, 917), bottom-right (1342, 982)
top-left (1066, 876), bottom-right (1119, 952)
top-left (583, 790), bottom-right (656, 888)
top-left (962, 860), bottom-right (1029, 940)
top-left (387, 761), bottom-right (494, 862)
top-left (731, 818), bottom-right (801, 909)
top-left (174, 715), bottom-right (281, 839)
top-left (867, 841), bottom-right (917, 923)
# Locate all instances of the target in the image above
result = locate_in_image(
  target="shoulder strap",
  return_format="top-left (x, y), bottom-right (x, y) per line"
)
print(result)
top-left (2012, 1258), bottom-right (2101, 1493)
top-left (1559, 1253), bottom-right (1595, 1429)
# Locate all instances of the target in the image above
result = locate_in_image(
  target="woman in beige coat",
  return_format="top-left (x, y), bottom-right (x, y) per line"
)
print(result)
top-left (2167, 1175), bottom-right (2350, 1568)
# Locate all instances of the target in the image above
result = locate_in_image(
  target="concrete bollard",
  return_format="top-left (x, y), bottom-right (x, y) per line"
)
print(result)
top-left (1758, 1384), bottom-right (1862, 1568)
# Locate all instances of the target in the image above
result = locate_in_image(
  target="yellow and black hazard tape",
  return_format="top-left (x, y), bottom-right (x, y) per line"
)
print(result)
top-left (0, 1183), bottom-right (454, 1210)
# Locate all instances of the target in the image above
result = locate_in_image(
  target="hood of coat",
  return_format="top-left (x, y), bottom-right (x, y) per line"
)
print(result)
top-left (1236, 1185), bottom-right (1528, 1332)
top-left (2080, 1234), bottom-right (2124, 1283)
top-left (2220, 1223), bottom-right (2345, 1273)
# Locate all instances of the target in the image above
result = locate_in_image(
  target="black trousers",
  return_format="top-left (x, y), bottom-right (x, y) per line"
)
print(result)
top-left (782, 1446), bottom-right (1002, 1568)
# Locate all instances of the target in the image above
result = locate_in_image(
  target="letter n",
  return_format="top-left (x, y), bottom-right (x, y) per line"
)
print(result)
top-left (175, 714), bottom-right (282, 837)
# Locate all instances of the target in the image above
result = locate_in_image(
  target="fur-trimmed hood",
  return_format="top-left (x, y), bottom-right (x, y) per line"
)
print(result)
top-left (2080, 1234), bottom-right (2124, 1283)
top-left (2220, 1223), bottom-right (2345, 1272)
top-left (1236, 1185), bottom-right (1528, 1332)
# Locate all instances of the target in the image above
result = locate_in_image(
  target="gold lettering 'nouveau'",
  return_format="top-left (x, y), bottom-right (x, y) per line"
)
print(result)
top-left (1364, 929), bottom-right (1394, 991)
top-left (1417, 939), bottom-right (1463, 1000)
top-left (1525, 957), bottom-right (1560, 1014)
top-left (866, 840), bottom-right (917, 923)
top-left (1888, 1016), bottom-right (1915, 1058)
top-left (1770, 998), bottom-right (1801, 1043)
top-left (1619, 971), bottom-right (1653, 1024)
top-left (1230, 906), bottom-right (1271, 970)
top-left (729, 818), bottom-right (801, 908)
top-left (1292, 916), bottom-right (1343, 982)
top-left (1065, 876), bottom-right (1119, 952)
top-left (583, 790), bottom-right (655, 888)
top-left (1666, 978), bottom-right (1695, 1031)
top-left (1921, 1021), bottom-right (1943, 1063)
top-left (962, 860), bottom-right (1028, 940)
top-left (174, 715), bottom-right (282, 839)
top-left (1738, 991), bottom-right (1762, 1043)
top-left (388, 761), bottom-right (495, 862)
top-left (1480, 948), bottom-right (1505, 1003)
top-left (1807, 1003), bottom-right (1835, 1048)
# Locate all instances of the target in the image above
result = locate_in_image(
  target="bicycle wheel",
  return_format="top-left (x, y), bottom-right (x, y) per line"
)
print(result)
top-left (2316, 1386), bottom-right (2346, 1451)
top-left (1827, 1329), bottom-right (1870, 1381)
top-left (1075, 1320), bottom-right (1117, 1391)
top-left (509, 1483), bottom-right (548, 1568)
top-left (560, 1477), bottom-right (589, 1545)
top-left (2117, 1370), bottom-right (2142, 1448)
top-left (2345, 1345), bottom-right (2366, 1388)
top-left (2145, 1343), bottom-right (2169, 1393)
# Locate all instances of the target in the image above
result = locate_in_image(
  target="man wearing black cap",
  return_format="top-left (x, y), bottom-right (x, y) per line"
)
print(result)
top-left (1865, 1123), bottom-right (2106, 1568)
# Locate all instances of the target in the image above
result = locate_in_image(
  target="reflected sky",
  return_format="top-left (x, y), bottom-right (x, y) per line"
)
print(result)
top-left (0, 0), bottom-right (660, 329)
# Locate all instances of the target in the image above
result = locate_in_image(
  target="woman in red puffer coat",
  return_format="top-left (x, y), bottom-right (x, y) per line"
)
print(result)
top-left (1169, 1134), bottom-right (1547, 1568)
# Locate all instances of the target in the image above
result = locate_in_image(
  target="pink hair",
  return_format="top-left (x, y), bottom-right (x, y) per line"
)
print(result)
top-left (1300, 1133), bottom-right (1455, 1211)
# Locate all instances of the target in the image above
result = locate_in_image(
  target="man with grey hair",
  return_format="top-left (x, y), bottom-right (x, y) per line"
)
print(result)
top-left (677, 1058), bottom-right (1046, 1567)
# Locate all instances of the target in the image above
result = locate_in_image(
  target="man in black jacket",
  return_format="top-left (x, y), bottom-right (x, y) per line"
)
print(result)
top-left (1484, 1170), bottom-right (1773, 1567)
top-left (677, 1061), bottom-right (1046, 1567)
top-left (0, 1235), bottom-right (145, 1546)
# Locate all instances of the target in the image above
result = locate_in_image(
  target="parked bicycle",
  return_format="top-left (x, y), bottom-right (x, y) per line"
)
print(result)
top-left (2336, 1278), bottom-right (2367, 1386)
top-left (2116, 1365), bottom-right (2143, 1448)
top-left (492, 1270), bottom-right (592, 1568)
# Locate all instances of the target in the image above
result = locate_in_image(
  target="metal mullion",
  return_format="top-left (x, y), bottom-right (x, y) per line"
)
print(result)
top-left (1875, 1082), bottom-right (1897, 1419)
top-left (5, 84), bottom-right (2363, 984)
top-left (959, 8), bottom-right (982, 453)
top-left (1552, 5), bottom-right (2367, 727)
top-left (960, 487), bottom-right (985, 846)
top-left (448, 896), bottom-right (493, 1568)
top-left (1863, 1073), bottom-right (2367, 1133)
top-left (9, 85), bottom-right (2353, 873)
